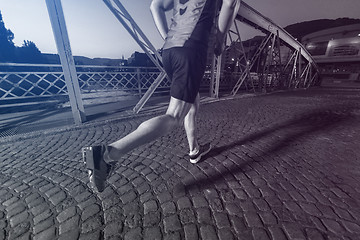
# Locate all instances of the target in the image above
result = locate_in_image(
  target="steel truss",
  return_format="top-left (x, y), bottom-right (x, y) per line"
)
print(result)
top-left (258, 32), bottom-right (283, 92)
top-left (99, 0), bottom-right (317, 113)
top-left (282, 48), bottom-right (319, 90)
top-left (230, 2), bottom-right (318, 95)
top-left (45, 0), bottom-right (320, 123)
top-left (45, 0), bottom-right (319, 123)
top-left (210, 0), bottom-right (242, 98)
top-left (211, 20), bottom-right (251, 98)
top-left (102, 0), bottom-right (167, 113)
top-left (207, 2), bottom-right (319, 97)
top-left (46, 0), bottom-right (86, 123)
top-left (230, 33), bottom-right (273, 95)
top-left (102, 0), bottom-right (318, 112)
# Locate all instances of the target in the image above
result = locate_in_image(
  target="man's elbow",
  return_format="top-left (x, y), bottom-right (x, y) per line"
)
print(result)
top-left (150, 0), bottom-right (163, 13)
top-left (150, 1), bottom-right (160, 13)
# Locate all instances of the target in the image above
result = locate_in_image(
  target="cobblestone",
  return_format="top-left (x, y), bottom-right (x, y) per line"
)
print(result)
top-left (9, 211), bottom-right (29, 228)
top-left (143, 227), bottom-right (162, 240)
top-left (103, 221), bottom-right (123, 239)
top-left (81, 204), bottom-right (100, 221)
top-left (59, 215), bottom-right (80, 235)
top-left (179, 208), bottom-right (196, 224)
top-left (143, 200), bottom-right (158, 214)
top-left (1, 87), bottom-right (360, 239)
top-left (143, 211), bottom-right (161, 227)
top-left (33, 218), bottom-right (53, 235)
top-left (163, 215), bottom-right (182, 233)
top-left (57, 206), bottom-right (77, 223)
top-left (199, 225), bottom-right (217, 240)
top-left (33, 209), bottom-right (52, 225)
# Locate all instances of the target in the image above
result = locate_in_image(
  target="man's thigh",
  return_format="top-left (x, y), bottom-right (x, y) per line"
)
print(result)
top-left (162, 47), bottom-right (207, 104)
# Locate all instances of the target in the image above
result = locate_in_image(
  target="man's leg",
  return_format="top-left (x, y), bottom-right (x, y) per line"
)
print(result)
top-left (107, 97), bottom-right (192, 161)
top-left (184, 93), bottom-right (200, 153)
top-left (184, 93), bottom-right (212, 163)
top-left (83, 97), bottom-right (193, 192)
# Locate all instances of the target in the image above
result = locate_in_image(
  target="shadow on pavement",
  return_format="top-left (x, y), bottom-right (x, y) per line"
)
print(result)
top-left (0, 95), bottom-right (168, 137)
top-left (0, 107), bottom-right (71, 136)
top-left (184, 103), bottom-right (358, 189)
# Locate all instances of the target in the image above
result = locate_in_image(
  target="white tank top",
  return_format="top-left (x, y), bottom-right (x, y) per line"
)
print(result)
top-left (163, 0), bottom-right (218, 50)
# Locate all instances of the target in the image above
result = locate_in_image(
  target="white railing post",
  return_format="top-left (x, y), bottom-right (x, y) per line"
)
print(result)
top-left (46, 0), bottom-right (86, 124)
top-left (210, 55), bottom-right (221, 98)
top-left (136, 68), bottom-right (142, 97)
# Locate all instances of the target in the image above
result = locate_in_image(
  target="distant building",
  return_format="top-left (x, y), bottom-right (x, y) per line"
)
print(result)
top-left (127, 51), bottom-right (156, 67)
top-left (302, 23), bottom-right (360, 82)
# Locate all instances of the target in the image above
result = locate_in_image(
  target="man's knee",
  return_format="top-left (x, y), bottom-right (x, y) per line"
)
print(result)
top-left (166, 112), bottom-right (184, 126)
top-left (166, 97), bottom-right (192, 124)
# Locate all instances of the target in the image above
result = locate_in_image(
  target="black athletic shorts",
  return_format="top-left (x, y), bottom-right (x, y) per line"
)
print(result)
top-left (162, 46), bottom-right (207, 103)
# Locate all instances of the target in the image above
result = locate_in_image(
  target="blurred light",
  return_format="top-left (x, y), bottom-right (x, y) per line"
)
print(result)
top-left (306, 43), bottom-right (315, 49)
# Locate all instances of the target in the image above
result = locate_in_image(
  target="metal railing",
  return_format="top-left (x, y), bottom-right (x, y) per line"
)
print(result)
top-left (0, 61), bottom-right (289, 113)
top-left (0, 63), bottom-right (170, 101)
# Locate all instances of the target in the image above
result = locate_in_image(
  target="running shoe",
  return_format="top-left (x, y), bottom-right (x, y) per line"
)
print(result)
top-left (82, 145), bottom-right (114, 192)
top-left (189, 143), bottom-right (212, 164)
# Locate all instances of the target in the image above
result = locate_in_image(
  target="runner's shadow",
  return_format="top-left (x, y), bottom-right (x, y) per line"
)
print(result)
top-left (184, 103), bottom-right (356, 189)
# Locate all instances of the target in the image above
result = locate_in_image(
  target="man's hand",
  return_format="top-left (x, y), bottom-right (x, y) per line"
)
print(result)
top-left (214, 35), bottom-right (225, 56)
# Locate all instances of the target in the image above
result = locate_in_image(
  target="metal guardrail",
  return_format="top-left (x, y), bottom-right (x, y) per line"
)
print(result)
top-left (0, 63), bottom-right (241, 103)
top-left (0, 63), bottom-right (169, 101)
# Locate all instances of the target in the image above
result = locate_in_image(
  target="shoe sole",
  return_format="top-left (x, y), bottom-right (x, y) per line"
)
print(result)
top-left (82, 146), bottom-right (114, 192)
top-left (82, 146), bottom-right (97, 170)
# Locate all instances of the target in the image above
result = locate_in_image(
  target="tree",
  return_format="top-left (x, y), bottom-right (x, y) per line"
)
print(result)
top-left (16, 40), bottom-right (45, 63)
top-left (0, 11), bottom-right (16, 62)
top-left (0, 11), bottom-right (45, 63)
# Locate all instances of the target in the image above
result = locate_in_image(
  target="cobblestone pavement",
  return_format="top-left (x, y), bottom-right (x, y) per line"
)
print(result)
top-left (0, 87), bottom-right (360, 240)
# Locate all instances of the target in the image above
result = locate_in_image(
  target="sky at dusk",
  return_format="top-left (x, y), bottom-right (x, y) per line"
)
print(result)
top-left (1, 0), bottom-right (360, 59)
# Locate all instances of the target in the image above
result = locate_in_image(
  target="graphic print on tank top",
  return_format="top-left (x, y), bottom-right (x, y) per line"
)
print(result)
top-left (163, 0), bottom-right (217, 50)
top-left (179, 0), bottom-right (190, 15)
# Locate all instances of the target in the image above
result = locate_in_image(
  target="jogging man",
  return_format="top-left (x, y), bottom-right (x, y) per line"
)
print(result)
top-left (83, 0), bottom-right (241, 192)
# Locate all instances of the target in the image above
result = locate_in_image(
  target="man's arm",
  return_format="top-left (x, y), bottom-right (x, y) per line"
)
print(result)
top-left (150, 0), bottom-right (174, 40)
top-left (215, 0), bottom-right (241, 56)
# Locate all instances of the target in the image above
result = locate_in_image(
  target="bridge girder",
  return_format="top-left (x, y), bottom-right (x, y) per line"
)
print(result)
top-left (103, 1), bottom-right (319, 111)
